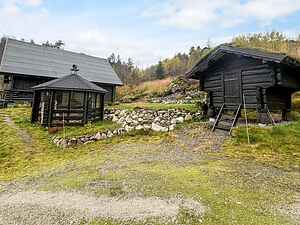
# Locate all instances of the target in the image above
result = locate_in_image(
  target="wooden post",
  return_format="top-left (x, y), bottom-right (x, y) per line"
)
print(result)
top-left (243, 94), bottom-right (250, 145)
top-left (100, 94), bottom-right (104, 121)
top-left (84, 92), bottom-right (89, 124)
top-left (67, 91), bottom-right (71, 124)
top-left (83, 92), bottom-right (87, 124)
top-left (112, 86), bottom-right (116, 102)
top-left (48, 90), bottom-right (54, 127)
top-left (31, 91), bottom-right (37, 123)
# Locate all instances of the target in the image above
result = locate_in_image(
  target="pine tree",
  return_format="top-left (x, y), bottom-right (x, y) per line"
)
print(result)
top-left (155, 61), bottom-right (165, 79)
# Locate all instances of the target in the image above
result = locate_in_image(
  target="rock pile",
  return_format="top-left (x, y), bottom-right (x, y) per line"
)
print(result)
top-left (53, 108), bottom-right (203, 148)
top-left (150, 90), bottom-right (206, 104)
top-left (105, 108), bottom-right (202, 132)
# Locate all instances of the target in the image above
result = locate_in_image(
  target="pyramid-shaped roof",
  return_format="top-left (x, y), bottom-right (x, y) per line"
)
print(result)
top-left (32, 73), bottom-right (107, 93)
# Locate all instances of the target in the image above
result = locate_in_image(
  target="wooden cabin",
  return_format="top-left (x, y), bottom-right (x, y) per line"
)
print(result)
top-left (31, 65), bottom-right (107, 127)
top-left (0, 38), bottom-right (122, 103)
top-left (186, 45), bottom-right (300, 124)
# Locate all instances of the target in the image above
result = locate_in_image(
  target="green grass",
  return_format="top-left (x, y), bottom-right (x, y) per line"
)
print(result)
top-left (0, 107), bottom-right (299, 224)
top-left (55, 120), bottom-right (120, 139)
top-left (0, 107), bottom-right (166, 181)
top-left (225, 122), bottom-right (300, 170)
top-left (111, 102), bottom-right (199, 112)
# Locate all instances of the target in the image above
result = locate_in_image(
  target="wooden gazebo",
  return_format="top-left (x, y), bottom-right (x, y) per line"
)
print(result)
top-left (31, 65), bottom-right (107, 127)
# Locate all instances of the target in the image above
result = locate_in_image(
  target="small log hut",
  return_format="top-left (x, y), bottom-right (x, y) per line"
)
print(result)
top-left (31, 65), bottom-right (107, 127)
top-left (186, 45), bottom-right (300, 123)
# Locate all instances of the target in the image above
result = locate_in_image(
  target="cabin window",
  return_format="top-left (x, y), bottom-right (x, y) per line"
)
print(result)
top-left (88, 93), bottom-right (96, 109)
top-left (54, 91), bottom-right (69, 110)
top-left (70, 91), bottom-right (84, 109)
top-left (96, 94), bottom-right (102, 108)
top-left (4, 75), bottom-right (10, 84)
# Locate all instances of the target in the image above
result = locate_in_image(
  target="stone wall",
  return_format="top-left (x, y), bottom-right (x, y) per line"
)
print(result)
top-left (53, 108), bottom-right (203, 148)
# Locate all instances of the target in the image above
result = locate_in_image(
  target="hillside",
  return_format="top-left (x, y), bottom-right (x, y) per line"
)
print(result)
top-left (116, 76), bottom-right (202, 104)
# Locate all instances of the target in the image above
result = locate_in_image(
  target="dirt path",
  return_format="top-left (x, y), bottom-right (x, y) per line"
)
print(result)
top-left (0, 191), bottom-right (205, 225)
top-left (3, 115), bottom-right (33, 145)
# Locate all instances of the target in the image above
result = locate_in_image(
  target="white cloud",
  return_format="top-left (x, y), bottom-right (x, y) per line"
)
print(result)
top-left (23, 0), bottom-right (43, 6)
top-left (0, 1), bottom-right (176, 67)
top-left (143, 0), bottom-right (300, 30)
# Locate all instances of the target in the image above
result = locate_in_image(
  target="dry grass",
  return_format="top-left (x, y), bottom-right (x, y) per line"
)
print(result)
top-left (117, 77), bottom-right (173, 101)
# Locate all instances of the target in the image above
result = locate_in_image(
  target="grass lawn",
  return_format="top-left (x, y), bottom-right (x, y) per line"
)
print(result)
top-left (0, 107), bottom-right (299, 224)
top-left (110, 102), bottom-right (199, 112)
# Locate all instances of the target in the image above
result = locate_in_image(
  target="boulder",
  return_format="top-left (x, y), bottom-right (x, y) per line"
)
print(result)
top-left (175, 117), bottom-right (184, 124)
top-left (135, 125), bottom-right (144, 130)
top-left (107, 131), bottom-right (113, 138)
top-left (95, 132), bottom-right (102, 140)
top-left (185, 114), bottom-right (193, 121)
top-left (125, 116), bottom-right (133, 123)
top-left (143, 124), bottom-right (151, 130)
top-left (125, 125), bottom-right (134, 132)
top-left (169, 124), bottom-right (176, 131)
top-left (151, 123), bottom-right (168, 132)
top-left (112, 115), bottom-right (119, 123)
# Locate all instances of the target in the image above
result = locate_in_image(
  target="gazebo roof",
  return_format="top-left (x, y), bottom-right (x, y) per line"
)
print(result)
top-left (32, 73), bottom-right (108, 93)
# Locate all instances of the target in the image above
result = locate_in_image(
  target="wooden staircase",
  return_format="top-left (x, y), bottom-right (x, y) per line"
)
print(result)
top-left (212, 104), bottom-right (242, 135)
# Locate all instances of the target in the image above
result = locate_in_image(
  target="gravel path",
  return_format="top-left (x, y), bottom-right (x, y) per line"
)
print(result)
top-left (283, 194), bottom-right (300, 224)
top-left (0, 191), bottom-right (205, 225)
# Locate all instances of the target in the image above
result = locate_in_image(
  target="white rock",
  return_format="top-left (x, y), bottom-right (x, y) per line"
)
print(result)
top-left (169, 124), bottom-right (176, 131)
top-left (107, 131), bottom-right (113, 138)
top-left (176, 117), bottom-right (184, 124)
top-left (185, 114), bottom-right (193, 121)
top-left (171, 118), bottom-right (177, 124)
top-left (112, 115), bottom-right (119, 123)
top-left (132, 120), bottom-right (139, 126)
top-left (125, 116), bottom-right (133, 123)
top-left (117, 117), bottom-right (125, 124)
top-left (209, 118), bottom-right (216, 123)
top-left (135, 125), bottom-right (144, 130)
top-left (154, 117), bottom-right (161, 122)
top-left (143, 124), bottom-right (151, 130)
top-left (125, 125), bottom-right (134, 132)
top-left (95, 132), bottom-right (102, 140)
top-left (151, 123), bottom-right (168, 132)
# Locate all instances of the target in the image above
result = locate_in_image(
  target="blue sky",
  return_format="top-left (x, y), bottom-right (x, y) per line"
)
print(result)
top-left (1, 0), bottom-right (300, 67)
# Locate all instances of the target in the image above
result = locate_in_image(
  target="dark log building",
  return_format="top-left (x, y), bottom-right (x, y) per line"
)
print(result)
top-left (187, 45), bottom-right (300, 123)
top-left (0, 38), bottom-right (122, 103)
top-left (31, 65), bottom-right (107, 127)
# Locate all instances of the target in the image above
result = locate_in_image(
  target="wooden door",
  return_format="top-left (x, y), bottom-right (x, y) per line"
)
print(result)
top-left (223, 71), bottom-right (241, 104)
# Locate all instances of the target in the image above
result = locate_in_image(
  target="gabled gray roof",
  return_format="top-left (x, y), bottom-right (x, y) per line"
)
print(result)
top-left (186, 44), bottom-right (300, 78)
top-left (0, 38), bottom-right (122, 85)
top-left (32, 73), bottom-right (107, 93)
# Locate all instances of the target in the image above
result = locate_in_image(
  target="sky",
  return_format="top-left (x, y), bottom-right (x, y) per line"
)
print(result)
top-left (1, 0), bottom-right (300, 67)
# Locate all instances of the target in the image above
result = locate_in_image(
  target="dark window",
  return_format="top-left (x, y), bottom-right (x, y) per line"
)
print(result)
top-left (54, 91), bottom-right (69, 110)
top-left (4, 75), bottom-right (9, 84)
top-left (70, 92), bottom-right (84, 109)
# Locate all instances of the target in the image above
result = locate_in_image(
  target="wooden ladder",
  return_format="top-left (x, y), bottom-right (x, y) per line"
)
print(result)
top-left (212, 104), bottom-right (242, 135)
